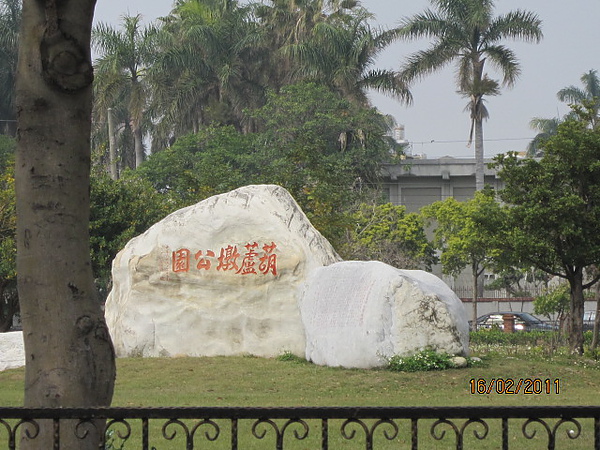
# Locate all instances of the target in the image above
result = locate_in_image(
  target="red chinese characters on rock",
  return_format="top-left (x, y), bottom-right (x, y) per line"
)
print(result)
top-left (195, 250), bottom-right (215, 270)
top-left (259, 242), bottom-right (277, 275)
top-left (172, 248), bottom-right (191, 273)
top-left (172, 242), bottom-right (278, 276)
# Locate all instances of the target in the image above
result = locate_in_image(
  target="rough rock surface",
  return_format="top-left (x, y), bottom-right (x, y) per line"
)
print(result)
top-left (0, 331), bottom-right (25, 371)
top-left (298, 261), bottom-right (469, 368)
top-left (105, 185), bottom-right (341, 358)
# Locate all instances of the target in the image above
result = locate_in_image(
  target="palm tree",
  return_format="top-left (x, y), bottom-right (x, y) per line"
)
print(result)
top-left (0, 0), bottom-right (21, 136)
top-left (285, 8), bottom-right (412, 106)
top-left (528, 69), bottom-right (600, 154)
top-left (557, 69), bottom-right (600, 128)
top-left (92, 14), bottom-right (158, 169)
top-left (148, 0), bottom-right (265, 144)
top-left (252, 0), bottom-right (359, 91)
top-left (527, 117), bottom-right (560, 156)
top-left (397, 0), bottom-right (542, 191)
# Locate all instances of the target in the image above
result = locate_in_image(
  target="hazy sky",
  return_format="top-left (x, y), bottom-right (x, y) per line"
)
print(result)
top-left (94, 0), bottom-right (600, 159)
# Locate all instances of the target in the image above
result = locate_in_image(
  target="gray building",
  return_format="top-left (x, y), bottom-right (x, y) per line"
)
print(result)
top-left (381, 156), bottom-right (502, 213)
top-left (379, 156), bottom-right (544, 316)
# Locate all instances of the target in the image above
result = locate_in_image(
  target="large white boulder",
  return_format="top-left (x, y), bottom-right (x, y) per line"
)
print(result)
top-left (298, 261), bottom-right (469, 368)
top-left (105, 185), bottom-right (341, 358)
top-left (0, 331), bottom-right (25, 371)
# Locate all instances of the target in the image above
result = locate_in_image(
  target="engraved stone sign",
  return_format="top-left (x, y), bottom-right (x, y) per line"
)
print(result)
top-left (105, 185), bottom-right (341, 358)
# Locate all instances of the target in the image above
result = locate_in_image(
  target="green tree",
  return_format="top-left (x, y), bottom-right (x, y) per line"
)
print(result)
top-left (138, 82), bottom-right (393, 247)
top-left (92, 14), bottom-right (157, 169)
top-left (252, 0), bottom-right (358, 91)
top-left (16, 0), bottom-right (115, 447)
top-left (422, 189), bottom-right (502, 328)
top-left (492, 106), bottom-right (600, 354)
top-left (136, 125), bottom-right (260, 206)
top-left (0, 135), bottom-right (16, 331)
top-left (340, 202), bottom-right (436, 269)
top-left (148, 0), bottom-right (266, 143)
top-left (485, 266), bottom-right (548, 297)
top-left (396, 0), bottom-right (542, 191)
top-left (250, 82), bottom-right (392, 244)
top-left (0, 0), bottom-right (20, 136)
top-left (533, 283), bottom-right (570, 330)
top-left (286, 7), bottom-right (411, 106)
top-left (527, 117), bottom-right (561, 157)
top-left (557, 69), bottom-right (600, 128)
top-left (528, 69), bottom-right (600, 155)
top-left (90, 172), bottom-right (176, 299)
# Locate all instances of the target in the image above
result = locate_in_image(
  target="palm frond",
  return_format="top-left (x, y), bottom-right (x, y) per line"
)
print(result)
top-left (485, 10), bottom-right (543, 44)
top-left (400, 43), bottom-right (456, 83)
top-left (483, 45), bottom-right (520, 87)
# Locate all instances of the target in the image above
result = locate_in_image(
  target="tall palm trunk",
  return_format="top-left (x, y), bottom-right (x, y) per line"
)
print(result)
top-left (474, 115), bottom-right (485, 191)
top-left (132, 120), bottom-right (144, 168)
top-left (16, 0), bottom-right (116, 447)
top-left (107, 107), bottom-right (119, 179)
top-left (471, 59), bottom-right (486, 192)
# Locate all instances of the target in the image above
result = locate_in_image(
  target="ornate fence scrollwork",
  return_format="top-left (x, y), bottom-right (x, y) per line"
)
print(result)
top-left (0, 418), bottom-right (40, 450)
top-left (163, 417), bottom-right (220, 448)
top-left (0, 405), bottom-right (598, 449)
top-left (103, 418), bottom-right (132, 447)
top-left (523, 417), bottom-right (583, 450)
top-left (1, 418), bottom-right (40, 450)
top-left (252, 417), bottom-right (309, 449)
top-left (431, 418), bottom-right (489, 450)
top-left (341, 418), bottom-right (399, 450)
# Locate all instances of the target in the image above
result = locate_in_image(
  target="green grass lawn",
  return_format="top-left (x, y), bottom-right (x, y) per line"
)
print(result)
top-left (1, 348), bottom-right (599, 448)
top-left (2, 352), bottom-right (599, 407)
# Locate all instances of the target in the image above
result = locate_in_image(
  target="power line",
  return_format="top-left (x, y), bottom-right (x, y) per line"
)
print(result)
top-left (409, 137), bottom-right (535, 146)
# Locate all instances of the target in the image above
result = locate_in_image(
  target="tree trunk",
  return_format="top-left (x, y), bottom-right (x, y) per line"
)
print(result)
top-left (568, 269), bottom-right (585, 354)
top-left (133, 121), bottom-right (144, 168)
top-left (107, 107), bottom-right (118, 180)
top-left (0, 280), bottom-right (16, 332)
top-left (591, 282), bottom-right (600, 350)
top-left (474, 116), bottom-right (485, 191)
top-left (471, 262), bottom-right (479, 331)
top-left (16, 0), bottom-right (116, 448)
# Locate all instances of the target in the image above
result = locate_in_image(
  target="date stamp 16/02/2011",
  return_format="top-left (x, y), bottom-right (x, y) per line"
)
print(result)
top-left (469, 378), bottom-right (560, 395)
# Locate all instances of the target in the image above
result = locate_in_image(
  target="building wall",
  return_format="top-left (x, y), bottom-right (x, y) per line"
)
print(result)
top-left (381, 157), bottom-right (518, 307)
top-left (380, 156), bottom-right (600, 318)
top-left (382, 157), bottom-right (502, 212)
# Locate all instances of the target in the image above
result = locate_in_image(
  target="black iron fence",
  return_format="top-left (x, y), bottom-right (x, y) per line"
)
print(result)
top-left (1, 405), bottom-right (599, 449)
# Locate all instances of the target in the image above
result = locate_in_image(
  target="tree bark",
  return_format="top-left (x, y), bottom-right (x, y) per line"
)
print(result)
top-left (474, 116), bottom-right (485, 191)
top-left (0, 281), bottom-right (17, 332)
top-left (16, 0), bottom-right (116, 448)
top-left (568, 269), bottom-right (585, 354)
top-left (133, 120), bottom-right (144, 168)
top-left (591, 282), bottom-right (600, 350)
top-left (107, 107), bottom-right (118, 180)
top-left (471, 262), bottom-right (479, 331)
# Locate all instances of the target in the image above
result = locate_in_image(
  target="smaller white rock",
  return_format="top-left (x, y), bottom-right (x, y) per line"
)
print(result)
top-left (299, 261), bottom-right (469, 369)
top-left (0, 331), bottom-right (25, 371)
top-left (450, 356), bottom-right (468, 368)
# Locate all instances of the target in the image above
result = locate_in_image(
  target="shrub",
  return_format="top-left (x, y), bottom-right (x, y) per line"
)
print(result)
top-left (386, 349), bottom-right (455, 372)
top-left (276, 351), bottom-right (307, 364)
top-left (470, 329), bottom-right (560, 346)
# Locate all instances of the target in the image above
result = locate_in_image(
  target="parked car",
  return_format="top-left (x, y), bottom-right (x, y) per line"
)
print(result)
top-left (473, 312), bottom-right (557, 331)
